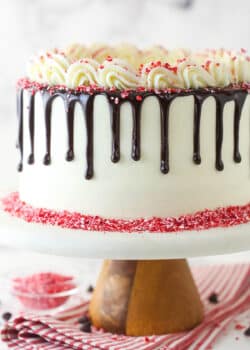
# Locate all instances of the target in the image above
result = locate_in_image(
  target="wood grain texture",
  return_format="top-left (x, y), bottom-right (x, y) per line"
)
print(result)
top-left (90, 259), bottom-right (204, 335)
top-left (89, 260), bottom-right (137, 334)
top-left (126, 259), bottom-right (204, 335)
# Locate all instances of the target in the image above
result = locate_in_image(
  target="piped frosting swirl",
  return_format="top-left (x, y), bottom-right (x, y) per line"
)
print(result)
top-left (27, 52), bottom-right (70, 85)
top-left (98, 58), bottom-right (139, 89)
top-left (27, 44), bottom-right (250, 90)
top-left (66, 58), bottom-right (99, 88)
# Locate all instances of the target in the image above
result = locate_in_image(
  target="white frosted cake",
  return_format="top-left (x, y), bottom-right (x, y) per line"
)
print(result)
top-left (14, 44), bottom-right (250, 227)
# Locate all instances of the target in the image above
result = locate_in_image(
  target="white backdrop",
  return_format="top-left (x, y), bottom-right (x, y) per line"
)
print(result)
top-left (0, 4), bottom-right (249, 349)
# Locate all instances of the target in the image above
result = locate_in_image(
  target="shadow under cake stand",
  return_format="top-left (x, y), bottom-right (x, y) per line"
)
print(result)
top-left (0, 204), bottom-right (249, 335)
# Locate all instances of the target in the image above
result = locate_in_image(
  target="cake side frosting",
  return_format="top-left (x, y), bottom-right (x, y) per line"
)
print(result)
top-left (17, 79), bottom-right (250, 219)
top-left (27, 45), bottom-right (250, 89)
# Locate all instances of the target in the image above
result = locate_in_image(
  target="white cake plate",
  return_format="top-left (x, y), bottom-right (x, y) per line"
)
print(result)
top-left (0, 204), bottom-right (250, 259)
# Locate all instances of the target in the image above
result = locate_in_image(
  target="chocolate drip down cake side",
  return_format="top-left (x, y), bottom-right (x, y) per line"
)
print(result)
top-left (16, 45), bottom-right (250, 222)
top-left (7, 44), bottom-right (250, 335)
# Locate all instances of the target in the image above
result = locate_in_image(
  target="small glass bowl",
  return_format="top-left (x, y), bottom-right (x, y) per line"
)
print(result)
top-left (0, 269), bottom-right (88, 316)
top-left (11, 273), bottom-right (80, 312)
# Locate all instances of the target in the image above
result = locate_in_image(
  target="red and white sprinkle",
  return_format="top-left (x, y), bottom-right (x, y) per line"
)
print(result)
top-left (3, 192), bottom-right (250, 234)
top-left (16, 78), bottom-right (250, 96)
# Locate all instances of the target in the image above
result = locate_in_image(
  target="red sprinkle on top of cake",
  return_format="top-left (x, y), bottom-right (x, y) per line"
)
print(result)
top-left (16, 77), bottom-right (250, 96)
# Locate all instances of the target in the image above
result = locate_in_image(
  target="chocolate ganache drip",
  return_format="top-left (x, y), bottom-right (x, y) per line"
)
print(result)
top-left (16, 86), bottom-right (248, 179)
top-left (40, 92), bottom-right (95, 178)
top-left (159, 95), bottom-right (176, 174)
top-left (27, 93), bottom-right (35, 165)
top-left (16, 89), bottom-right (24, 172)
top-left (109, 97), bottom-right (121, 163)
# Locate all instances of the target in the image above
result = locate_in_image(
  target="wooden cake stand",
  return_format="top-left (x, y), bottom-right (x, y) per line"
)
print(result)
top-left (90, 259), bottom-right (203, 335)
top-left (0, 202), bottom-right (249, 335)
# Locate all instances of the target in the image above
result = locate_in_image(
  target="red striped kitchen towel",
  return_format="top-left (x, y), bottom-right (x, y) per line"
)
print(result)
top-left (1, 264), bottom-right (250, 350)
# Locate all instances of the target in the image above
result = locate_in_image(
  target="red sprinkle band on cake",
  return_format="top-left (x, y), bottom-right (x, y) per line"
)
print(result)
top-left (2, 192), bottom-right (250, 233)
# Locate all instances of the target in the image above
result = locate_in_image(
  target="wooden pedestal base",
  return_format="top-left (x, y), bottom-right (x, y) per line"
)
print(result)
top-left (89, 259), bottom-right (204, 336)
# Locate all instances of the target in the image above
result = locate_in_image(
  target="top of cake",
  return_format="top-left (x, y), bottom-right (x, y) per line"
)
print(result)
top-left (26, 44), bottom-right (250, 90)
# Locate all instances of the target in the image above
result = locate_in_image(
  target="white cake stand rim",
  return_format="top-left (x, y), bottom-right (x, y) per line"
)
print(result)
top-left (0, 204), bottom-right (250, 259)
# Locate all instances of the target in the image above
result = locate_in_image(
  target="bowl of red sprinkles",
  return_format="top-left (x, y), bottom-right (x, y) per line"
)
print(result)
top-left (11, 272), bottom-right (78, 311)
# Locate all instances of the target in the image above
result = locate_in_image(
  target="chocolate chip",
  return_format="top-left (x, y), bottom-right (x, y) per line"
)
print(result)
top-left (78, 315), bottom-right (92, 332)
top-left (2, 312), bottom-right (12, 321)
top-left (87, 285), bottom-right (94, 293)
top-left (244, 327), bottom-right (250, 337)
top-left (80, 321), bottom-right (91, 333)
top-left (78, 315), bottom-right (91, 324)
top-left (208, 292), bottom-right (219, 304)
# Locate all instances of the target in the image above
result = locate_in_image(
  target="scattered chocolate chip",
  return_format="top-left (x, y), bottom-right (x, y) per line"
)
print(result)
top-left (208, 292), bottom-right (219, 304)
top-left (80, 321), bottom-right (91, 333)
top-left (244, 327), bottom-right (250, 337)
top-left (2, 312), bottom-right (12, 321)
top-left (78, 315), bottom-right (91, 324)
top-left (87, 285), bottom-right (94, 293)
top-left (78, 315), bottom-right (92, 332)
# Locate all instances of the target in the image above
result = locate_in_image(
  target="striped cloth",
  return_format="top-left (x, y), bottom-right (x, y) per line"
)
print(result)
top-left (1, 264), bottom-right (250, 350)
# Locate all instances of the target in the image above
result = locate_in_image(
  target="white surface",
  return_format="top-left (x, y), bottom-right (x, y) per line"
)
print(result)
top-left (0, 207), bottom-right (250, 259)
